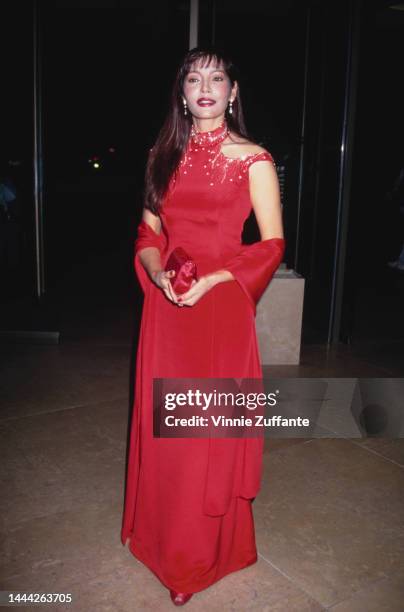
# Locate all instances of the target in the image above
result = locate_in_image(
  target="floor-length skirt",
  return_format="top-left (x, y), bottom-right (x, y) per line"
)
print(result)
top-left (121, 267), bottom-right (264, 593)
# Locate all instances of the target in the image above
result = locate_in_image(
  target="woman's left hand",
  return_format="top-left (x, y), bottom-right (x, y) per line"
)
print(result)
top-left (175, 275), bottom-right (216, 307)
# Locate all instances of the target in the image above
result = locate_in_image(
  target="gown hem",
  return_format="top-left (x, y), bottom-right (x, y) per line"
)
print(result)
top-left (125, 533), bottom-right (258, 594)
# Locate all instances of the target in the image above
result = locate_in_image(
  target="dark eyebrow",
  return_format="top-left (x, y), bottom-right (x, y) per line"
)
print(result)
top-left (187, 68), bottom-right (225, 74)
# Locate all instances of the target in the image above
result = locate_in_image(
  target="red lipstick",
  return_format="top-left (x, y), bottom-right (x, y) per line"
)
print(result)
top-left (197, 98), bottom-right (216, 106)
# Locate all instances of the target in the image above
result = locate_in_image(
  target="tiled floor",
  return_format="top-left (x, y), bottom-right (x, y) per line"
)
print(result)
top-left (1, 298), bottom-right (403, 611)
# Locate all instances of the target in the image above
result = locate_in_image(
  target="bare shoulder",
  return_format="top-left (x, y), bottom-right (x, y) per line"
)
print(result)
top-left (220, 132), bottom-right (268, 159)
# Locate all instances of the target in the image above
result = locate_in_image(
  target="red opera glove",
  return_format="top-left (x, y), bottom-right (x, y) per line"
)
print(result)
top-left (134, 220), bottom-right (167, 293)
top-left (223, 237), bottom-right (286, 316)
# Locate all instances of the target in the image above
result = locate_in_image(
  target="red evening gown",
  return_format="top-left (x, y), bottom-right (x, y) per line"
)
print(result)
top-left (121, 119), bottom-right (285, 594)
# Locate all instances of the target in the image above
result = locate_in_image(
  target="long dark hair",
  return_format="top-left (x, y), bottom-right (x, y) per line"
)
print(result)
top-left (144, 46), bottom-right (257, 215)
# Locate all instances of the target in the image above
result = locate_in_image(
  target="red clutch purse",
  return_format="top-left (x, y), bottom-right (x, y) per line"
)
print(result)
top-left (165, 247), bottom-right (198, 295)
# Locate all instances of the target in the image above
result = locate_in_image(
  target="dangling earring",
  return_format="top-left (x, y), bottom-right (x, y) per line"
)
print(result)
top-left (228, 99), bottom-right (233, 115)
top-left (183, 99), bottom-right (188, 116)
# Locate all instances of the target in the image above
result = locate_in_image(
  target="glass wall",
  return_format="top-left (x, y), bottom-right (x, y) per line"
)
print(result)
top-left (0, 2), bottom-right (36, 307)
top-left (1, 0), bottom-right (191, 337)
top-left (343, 0), bottom-right (404, 346)
top-left (41, 1), bottom-right (190, 297)
top-left (296, 1), bottom-right (353, 343)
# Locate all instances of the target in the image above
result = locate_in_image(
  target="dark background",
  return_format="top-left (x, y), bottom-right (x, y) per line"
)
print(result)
top-left (1, 0), bottom-right (404, 348)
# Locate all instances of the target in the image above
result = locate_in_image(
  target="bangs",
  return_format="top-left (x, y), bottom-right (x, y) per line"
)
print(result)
top-left (189, 53), bottom-right (224, 70)
top-left (181, 49), bottom-right (230, 79)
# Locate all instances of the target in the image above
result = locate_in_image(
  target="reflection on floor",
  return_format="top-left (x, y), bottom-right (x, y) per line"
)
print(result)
top-left (1, 294), bottom-right (403, 611)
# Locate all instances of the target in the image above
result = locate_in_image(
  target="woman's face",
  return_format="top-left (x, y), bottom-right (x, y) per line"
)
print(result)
top-left (182, 58), bottom-right (237, 121)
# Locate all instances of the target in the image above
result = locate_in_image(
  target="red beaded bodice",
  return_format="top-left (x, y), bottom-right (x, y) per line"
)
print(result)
top-left (159, 119), bottom-right (276, 275)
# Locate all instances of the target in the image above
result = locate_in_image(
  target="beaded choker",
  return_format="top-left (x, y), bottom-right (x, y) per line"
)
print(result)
top-left (190, 120), bottom-right (229, 147)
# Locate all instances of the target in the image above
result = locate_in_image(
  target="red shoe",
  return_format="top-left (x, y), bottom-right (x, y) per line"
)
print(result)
top-left (169, 590), bottom-right (193, 606)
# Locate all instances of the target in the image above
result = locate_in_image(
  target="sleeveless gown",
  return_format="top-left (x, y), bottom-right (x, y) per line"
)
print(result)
top-left (121, 119), bottom-right (285, 594)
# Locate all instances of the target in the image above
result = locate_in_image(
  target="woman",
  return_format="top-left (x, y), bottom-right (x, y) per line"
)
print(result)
top-left (121, 46), bottom-right (285, 606)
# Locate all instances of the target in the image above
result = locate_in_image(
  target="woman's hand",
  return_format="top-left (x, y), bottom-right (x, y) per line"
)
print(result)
top-left (153, 269), bottom-right (233, 307)
top-left (175, 275), bottom-right (216, 307)
top-left (151, 269), bottom-right (181, 304)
